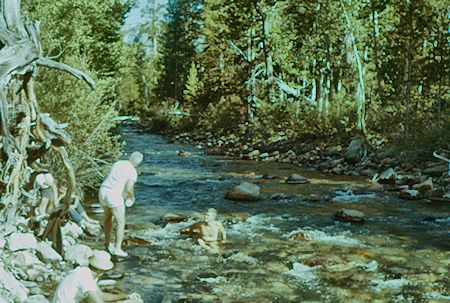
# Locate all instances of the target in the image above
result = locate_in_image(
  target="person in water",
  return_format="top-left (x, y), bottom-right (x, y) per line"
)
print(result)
top-left (99, 151), bottom-right (143, 257)
top-left (52, 250), bottom-right (143, 303)
top-left (180, 208), bottom-right (227, 254)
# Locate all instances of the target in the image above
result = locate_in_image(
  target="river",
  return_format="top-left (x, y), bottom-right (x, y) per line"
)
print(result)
top-left (90, 126), bottom-right (449, 303)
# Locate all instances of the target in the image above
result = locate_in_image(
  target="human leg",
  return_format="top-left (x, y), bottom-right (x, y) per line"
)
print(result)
top-left (37, 197), bottom-right (50, 216)
top-left (103, 206), bottom-right (113, 249)
top-left (111, 203), bottom-right (127, 256)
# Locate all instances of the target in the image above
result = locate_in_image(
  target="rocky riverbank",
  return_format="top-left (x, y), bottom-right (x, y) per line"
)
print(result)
top-left (167, 132), bottom-right (450, 202)
top-left (0, 217), bottom-right (110, 302)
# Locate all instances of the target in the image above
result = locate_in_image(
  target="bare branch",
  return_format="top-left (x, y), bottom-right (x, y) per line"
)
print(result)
top-left (36, 57), bottom-right (96, 90)
top-left (229, 40), bottom-right (248, 62)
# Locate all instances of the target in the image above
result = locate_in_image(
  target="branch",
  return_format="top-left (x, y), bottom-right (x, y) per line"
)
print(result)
top-left (229, 40), bottom-right (248, 62)
top-left (273, 77), bottom-right (315, 104)
top-left (36, 57), bottom-right (96, 90)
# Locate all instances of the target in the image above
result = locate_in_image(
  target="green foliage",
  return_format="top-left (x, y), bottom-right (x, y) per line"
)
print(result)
top-left (137, 0), bottom-right (448, 152)
top-left (183, 62), bottom-right (204, 106)
top-left (156, 0), bottom-right (202, 103)
top-left (23, 0), bottom-right (138, 188)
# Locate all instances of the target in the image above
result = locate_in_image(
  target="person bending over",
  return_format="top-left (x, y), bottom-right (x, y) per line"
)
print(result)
top-left (52, 250), bottom-right (142, 303)
top-left (99, 151), bottom-right (143, 257)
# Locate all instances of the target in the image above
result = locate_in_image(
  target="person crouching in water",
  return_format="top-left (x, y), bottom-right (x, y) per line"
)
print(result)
top-left (180, 208), bottom-right (227, 254)
top-left (99, 151), bottom-right (143, 257)
top-left (52, 250), bottom-right (142, 303)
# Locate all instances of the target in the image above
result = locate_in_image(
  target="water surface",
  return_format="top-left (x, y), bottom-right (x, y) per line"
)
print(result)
top-left (92, 126), bottom-right (449, 303)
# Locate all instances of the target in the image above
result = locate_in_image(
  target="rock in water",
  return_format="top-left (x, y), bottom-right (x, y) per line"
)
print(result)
top-left (285, 173), bottom-right (309, 184)
top-left (335, 208), bottom-right (364, 223)
top-left (399, 189), bottom-right (421, 200)
top-left (225, 182), bottom-right (260, 201)
top-left (160, 213), bottom-right (188, 223)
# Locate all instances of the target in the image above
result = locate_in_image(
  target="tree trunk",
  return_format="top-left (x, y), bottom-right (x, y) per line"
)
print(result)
top-left (341, 0), bottom-right (367, 136)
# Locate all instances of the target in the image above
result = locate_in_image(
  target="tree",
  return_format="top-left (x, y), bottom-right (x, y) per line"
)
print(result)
top-left (24, 0), bottom-right (135, 187)
top-left (157, 0), bottom-right (202, 103)
top-left (0, 0), bottom-right (95, 252)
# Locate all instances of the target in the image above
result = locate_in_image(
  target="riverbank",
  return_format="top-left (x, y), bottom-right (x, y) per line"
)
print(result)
top-left (163, 130), bottom-right (450, 202)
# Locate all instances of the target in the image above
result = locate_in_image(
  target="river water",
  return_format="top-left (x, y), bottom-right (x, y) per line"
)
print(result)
top-left (92, 126), bottom-right (449, 303)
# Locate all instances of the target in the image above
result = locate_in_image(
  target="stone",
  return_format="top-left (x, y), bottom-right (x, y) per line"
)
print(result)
top-left (61, 221), bottom-right (83, 239)
top-left (64, 244), bottom-right (93, 266)
top-left (36, 241), bottom-right (62, 262)
top-left (7, 233), bottom-right (37, 251)
top-left (0, 266), bottom-right (29, 302)
top-left (260, 152), bottom-right (269, 158)
top-left (285, 173), bottom-right (309, 184)
top-left (335, 208), bottom-right (364, 223)
top-left (378, 167), bottom-right (397, 184)
top-left (412, 178), bottom-right (433, 193)
top-left (160, 213), bottom-right (188, 223)
top-left (302, 255), bottom-right (347, 268)
top-left (25, 268), bottom-right (41, 281)
top-left (13, 251), bottom-right (41, 268)
top-left (24, 295), bottom-right (50, 303)
top-left (262, 173), bottom-right (278, 179)
top-left (344, 138), bottom-right (366, 164)
top-left (247, 149), bottom-right (260, 159)
top-left (426, 187), bottom-right (444, 199)
top-left (225, 182), bottom-right (260, 201)
top-left (289, 232), bottom-right (308, 241)
top-left (399, 189), bottom-right (421, 200)
top-left (270, 193), bottom-right (288, 200)
top-left (423, 164), bottom-right (447, 177)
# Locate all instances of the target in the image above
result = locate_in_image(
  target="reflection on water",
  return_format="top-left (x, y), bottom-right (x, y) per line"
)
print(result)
top-left (93, 127), bottom-right (449, 302)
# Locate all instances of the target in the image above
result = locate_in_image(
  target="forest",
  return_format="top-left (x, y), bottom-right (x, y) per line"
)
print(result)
top-left (20, 0), bottom-right (449, 189)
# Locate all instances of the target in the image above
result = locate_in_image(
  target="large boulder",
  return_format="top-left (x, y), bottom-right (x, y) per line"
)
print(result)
top-left (225, 182), bottom-right (260, 201)
top-left (344, 138), bottom-right (366, 164)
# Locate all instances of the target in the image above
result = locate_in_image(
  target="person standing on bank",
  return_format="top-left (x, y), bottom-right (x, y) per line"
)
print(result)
top-left (99, 151), bottom-right (143, 257)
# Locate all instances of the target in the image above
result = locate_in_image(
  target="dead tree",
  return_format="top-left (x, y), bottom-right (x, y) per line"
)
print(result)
top-left (0, 0), bottom-right (95, 253)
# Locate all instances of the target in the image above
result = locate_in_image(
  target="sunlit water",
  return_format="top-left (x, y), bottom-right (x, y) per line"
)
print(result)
top-left (88, 126), bottom-right (449, 303)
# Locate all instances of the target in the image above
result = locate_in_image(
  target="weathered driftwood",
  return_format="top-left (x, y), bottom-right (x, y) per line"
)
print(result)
top-left (0, 0), bottom-right (95, 252)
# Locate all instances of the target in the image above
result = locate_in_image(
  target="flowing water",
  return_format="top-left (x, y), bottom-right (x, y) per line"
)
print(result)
top-left (91, 126), bottom-right (449, 303)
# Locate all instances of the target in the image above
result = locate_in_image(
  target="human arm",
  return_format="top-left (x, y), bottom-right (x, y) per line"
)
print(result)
top-left (218, 222), bottom-right (227, 241)
top-left (123, 180), bottom-right (135, 202)
top-left (69, 193), bottom-right (80, 211)
top-left (45, 177), bottom-right (59, 209)
top-left (86, 289), bottom-right (131, 302)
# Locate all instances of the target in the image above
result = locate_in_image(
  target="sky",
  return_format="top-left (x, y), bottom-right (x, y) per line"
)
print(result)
top-left (125, 0), bottom-right (167, 25)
